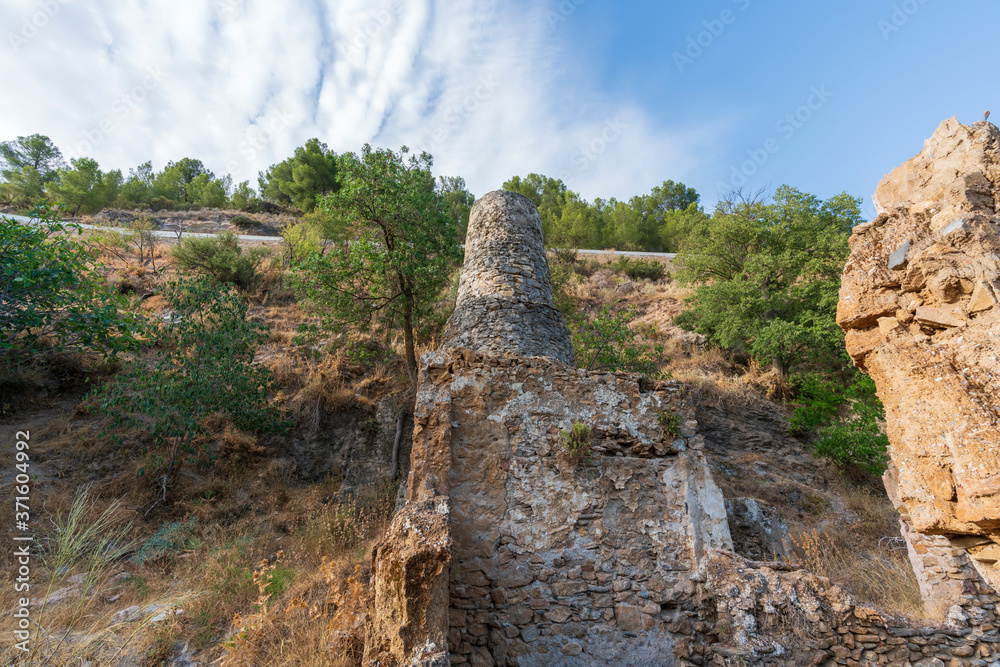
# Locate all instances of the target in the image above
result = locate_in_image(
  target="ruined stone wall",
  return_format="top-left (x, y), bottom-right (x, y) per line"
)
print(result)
top-left (708, 552), bottom-right (1000, 666)
top-left (407, 349), bottom-right (730, 667)
top-left (370, 347), bottom-right (1000, 667)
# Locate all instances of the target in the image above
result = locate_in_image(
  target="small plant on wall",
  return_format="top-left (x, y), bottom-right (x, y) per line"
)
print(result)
top-left (658, 411), bottom-right (681, 439)
top-left (559, 422), bottom-right (596, 467)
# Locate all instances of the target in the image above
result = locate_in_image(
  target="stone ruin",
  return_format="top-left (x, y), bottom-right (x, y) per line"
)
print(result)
top-left (361, 182), bottom-right (1000, 665)
top-left (838, 118), bottom-right (1000, 611)
top-left (441, 190), bottom-right (575, 365)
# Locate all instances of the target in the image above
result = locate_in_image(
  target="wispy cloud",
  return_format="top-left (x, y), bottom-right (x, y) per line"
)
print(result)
top-left (0, 0), bottom-right (720, 201)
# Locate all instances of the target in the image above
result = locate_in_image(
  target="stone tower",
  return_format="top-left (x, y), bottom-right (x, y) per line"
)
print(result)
top-left (441, 190), bottom-right (574, 365)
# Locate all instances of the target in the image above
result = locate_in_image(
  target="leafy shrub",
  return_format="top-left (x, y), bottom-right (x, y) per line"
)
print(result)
top-left (559, 422), bottom-right (595, 466)
top-left (91, 278), bottom-right (289, 496)
top-left (230, 214), bottom-right (261, 230)
top-left (1, 209), bottom-right (145, 383)
top-left (149, 196), bottom-right (175, 211)
top-left (132, 517), bottom-right (199, 566)
top-left (792, 373), bottom-right (889, 476)
top-left (570, 302), bottom-right (667, 378)
top-left (172, 231), bottom-right (271, 290)
top-left (659, 411), bottom-right (681, 438)
top-left (573, 258), bottom-right (601, 277)
top-left (611, 256), bottom-right (665, 281)
top-left (551, 247), bottom-right (578, 265)
top-left (280, 220), bottom-right (324, 266)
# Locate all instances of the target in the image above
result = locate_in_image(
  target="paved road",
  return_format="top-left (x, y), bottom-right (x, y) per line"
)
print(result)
top-left (3, 213), bottom-right (678, 259)
top-left (2, 213), bottom-right (283, 243)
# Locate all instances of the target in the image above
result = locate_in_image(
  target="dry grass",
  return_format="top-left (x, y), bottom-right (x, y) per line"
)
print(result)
top-left (788, 527), bottom-right (924, 618)
top-left (219, 483), bottom-right (398, 666)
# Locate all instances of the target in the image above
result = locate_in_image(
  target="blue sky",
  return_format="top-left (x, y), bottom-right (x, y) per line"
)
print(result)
top-left (1, 0), bottom-right (995, 219)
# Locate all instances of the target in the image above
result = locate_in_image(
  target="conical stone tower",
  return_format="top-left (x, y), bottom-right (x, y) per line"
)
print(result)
top-left (441, 190), bottom-right (574, 365)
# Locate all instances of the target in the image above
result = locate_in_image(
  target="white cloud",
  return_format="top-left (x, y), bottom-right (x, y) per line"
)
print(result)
top-left (0, 0), bottom-right (722, 201)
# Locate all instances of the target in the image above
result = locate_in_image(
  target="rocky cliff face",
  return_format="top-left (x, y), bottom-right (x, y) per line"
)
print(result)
top-left (837, 117), bottom-right (1000, 589)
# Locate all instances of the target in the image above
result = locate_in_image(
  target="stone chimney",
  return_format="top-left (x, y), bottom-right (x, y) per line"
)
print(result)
top-left (441, 190), bottom-right (574, 365)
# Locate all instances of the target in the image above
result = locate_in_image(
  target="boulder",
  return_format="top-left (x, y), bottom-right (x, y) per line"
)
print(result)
top-left (837, 117), bottom-right (1000, 589)
top-left (364, 498), bottom-right (452, 666)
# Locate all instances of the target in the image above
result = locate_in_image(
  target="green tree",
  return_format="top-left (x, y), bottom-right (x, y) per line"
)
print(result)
top-left (436, 176), bottom-right (475, 240)
top-left (229, 180), bottom-right (261, 211)
top-left (119, 161), bottom-right (155, 207)
top-left (549, 191), bottom-right (605, 249)
top-left (602, 181), bottom-right (700, 251)
top-left (293, 145), bottom-right (462, 380)
top-left (188, 172), bottom-right (230, 208)
top-left (91, 278), bottom-right (286, 500)
top-left (1, 209), bottom-right (144, 383)
top-left (0, 134), bottom-right (65, 182)
top-left (0, 166), bottom-right (45, 209)
top-left (154, 158), bottom-right (211, 203)
top-left (792, 373), bottom-right (889, 476)
top-left (46, 158), bottom-right (113, 216)
top-left (259, 138), bottom-right (338, 212)
top-left (675, 186), bottom-right (861, 376)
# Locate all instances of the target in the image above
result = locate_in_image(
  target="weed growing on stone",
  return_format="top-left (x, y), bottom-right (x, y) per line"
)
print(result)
top-left (559, 422), bottom-right (596, 467)
top-left (658, 411), bottom-right (681, 438)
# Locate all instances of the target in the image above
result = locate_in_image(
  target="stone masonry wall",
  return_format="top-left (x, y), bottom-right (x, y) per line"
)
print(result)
top-left (408, 348), bottom-right (732, 667)
top-left (441, 191), bottom-right (575, 365)
top-left (708, 551), bottom-right (1000, 666)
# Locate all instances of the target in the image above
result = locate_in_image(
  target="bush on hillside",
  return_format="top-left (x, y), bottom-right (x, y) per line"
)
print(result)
top-left (569, 302), bottom-right (666, 378)
top-left (1, 208), bottom-right (145, 384)
top-left (149, 196), bottom-right (175, 212)
top-left (172, 231), bottom-right (271, 291)
top-left (91, 278), bottom-right (288, 496)
top-left (230, 214), bottom-right (261, 230)
top-left (610, 256), bottom-right (666, 281)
